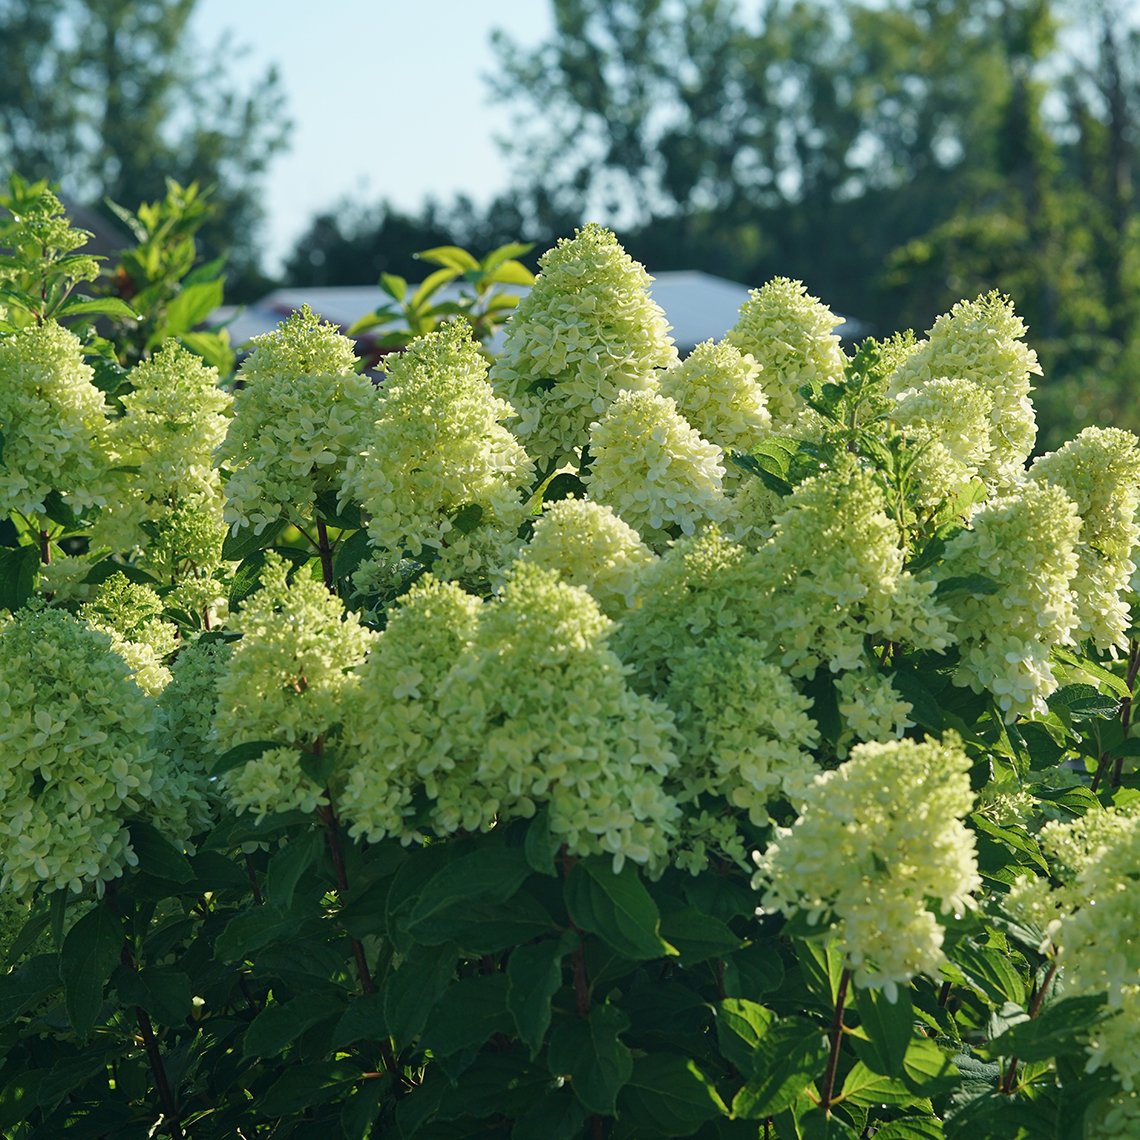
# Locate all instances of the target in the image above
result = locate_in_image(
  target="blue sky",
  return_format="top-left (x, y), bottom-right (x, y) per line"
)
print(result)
top-left (191, 1), bottom-right (554, 268)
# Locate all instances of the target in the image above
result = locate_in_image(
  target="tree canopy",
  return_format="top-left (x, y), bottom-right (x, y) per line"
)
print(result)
top-left (0, 0), bottom-right (289, 298)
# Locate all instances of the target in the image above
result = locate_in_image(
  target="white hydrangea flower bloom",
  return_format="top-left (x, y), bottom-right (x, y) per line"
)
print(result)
top-left (937, 479), bottom-right (1080, 718)
top-left (726, 277), bottom-right (846, 429)
top-left (834, 668), bottom-right (914, 758)
top-left (216, 306), bottom-right (380, 535)
top-left (490, 224), bottom-right (678, 469)
top-left (0, 320), bottom-right (111, 517)
top-left (436, 563), bottom-right (680, 871)
top-left (887, 292), bottom-right (1040, 490)
top-left (519, 497), bottom-right (656, 618)
top-left (754, 735), bottom-right (980, 999)
top-left (80, 573), bottom-right (178, 696)
top-left (666, 634), bottom-right (820, 839)
top-left (586, 389), bottom-right (727, 548)
top-left (1030, 426), bottom-right (1140, 652)
top-left (214, 553), bottom-right (375, 817)
top-left (95, 342), bottom-right (231, 588)
top-left (343, 322), bottom-right (534, 588)
top-left (0, 606), bottom-right (159, 896)
top-left (658, 339), bottom-right (770, 463)
top-left (340, 575), bottom-right (483, 844)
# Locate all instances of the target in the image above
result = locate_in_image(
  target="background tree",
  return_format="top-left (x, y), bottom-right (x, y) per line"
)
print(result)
top-left (0, 0), bottom-right (289, 299)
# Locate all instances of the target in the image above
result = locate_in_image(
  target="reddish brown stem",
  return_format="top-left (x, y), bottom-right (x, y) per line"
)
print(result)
top-left (136, 1006), bottom-right (185, 1139)
top-left (1112, 639), bottom-right (1139, 789)
top-left (819, 968), bottom-right (852, 1116)
top-left (39, 529), bottom-right (51, 565)
top-left (316, 518), bottom-right (336, 593)
top-left (1001, 959), bottom-right (1059, 1094)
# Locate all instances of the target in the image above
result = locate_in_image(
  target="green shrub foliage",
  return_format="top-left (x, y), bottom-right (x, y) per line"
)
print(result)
top-left (2, 178), bottom-right (1140, 1138)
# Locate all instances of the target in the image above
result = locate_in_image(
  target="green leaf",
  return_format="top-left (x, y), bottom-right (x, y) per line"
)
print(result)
top-left (980, 993), bottom-right (1109, 1063)
top-left (215, 904), bottom-right (318, 962)
top-left (417, 245), bottom-right (480, 272)
top-left (951, 942), bottom-right (1027, 1006)
top-left (450, 502), bottom-right (485, 534)
top-left (901, 1038), bottom-right (960, 1096)
top-left (220, 519), bottom-right (284, 562)
top-left (798, 936), bottom-right (848, 1006)
top-left (315, 489), bottom-right (362, 530)
top-left (0, 954), bottom-right (61, 1020)
top-left (382, 941), bottom-right (457, 1045)
top-left (485, 260), bottom-right (536, 286)
top-left (333, 527), bottom-right (373, 584)
top-left (715, 998), bottom-right (776, 1077)
top-left (210, 738), bottom-right (283, 778)
top-left (659, 907), bottom-right (743, 964)
top-left (511, 1086), bottom-right (588, 1139)
top-left (56, 295), bottom-right (138, 320)
top-left (889, 667), bottom-right (944, 731)
top-left (421, 974), bottom-right (511, 1057)
top-left (870, 1118), bottom-right (944, 1139)
top-left (547, 1004), bottom-right (633, 1116)
top-left (265, 831), bottom-right (322, 911)
top-left (331, 992), bottom-right (387, 1048)
top-left (480, 241), bottom-right (534, 271)
top-left (127, 820), bottom-right (194, 883)
top-left (1052, 647), bottom-right (1131, 698)
top-left (837, 1061), bottom-right (915, 1108)
top-left (410, 265), bottom-right (460, 309)
top-left (341, 1079), bottom-right (384, 1140)
top-left (61, 904), bottom-right (123, 1037)
top-left (523, 807), bottom-right (560, 876)
top-left (113, 966), bottom-right (193, 1025)
top-left (162, 278), bottom-right (224, 334)
top-left (0, 544), bottom-right (38, 612)
top-left (616, 1055), bottom-right (727, 1136)
top-left (404, 845), bottom-right (533, 935)
top-left (507, 937), bottom-right (570, 1058)
top-left (935, 574), bottom-right (1000, 599)
top-left (564, 859), bottom-right (677, 961)
top-left (380, 272), bottom-right (407, 301)
top-left (542, 472), bottom-right (588, 503)
top-left (854, 985), bottom-right (914, 1077)
top-left (244, 991), bottom-right (343, 1059)
top-left (257, 1061), bottom-right (361, 1117)
top-left (730, 1018), bottom-right (830, 1119)
top-left (1046, 684), bottom-right (1118, 723)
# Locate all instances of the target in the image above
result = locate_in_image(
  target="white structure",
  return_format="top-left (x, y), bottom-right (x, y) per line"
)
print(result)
top-left (215, 271), bottom-right (863, 356)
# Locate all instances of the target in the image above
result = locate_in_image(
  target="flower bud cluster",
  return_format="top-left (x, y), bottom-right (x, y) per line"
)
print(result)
top-left (887, 292), bottom-right (1039, 490)
top-left (726, 277), bottom-right (846, 428)
top-left (0, 605), bottom-right (159, 896)
top-left (343, 322), bottom-right (534, 588)
top-left (0, 321), bottom-right (110, 517)
top-left (754, 735), bottom-right (980, 999)
top-left (490, 224), bottom-right (677, 469)
top-left (658, 339), bottom-right (770, 461)
top-left (586, 389), bottom-right (726, 548)
top-left (1030, 426), bottom-right (1140, 652)
top-left (519, 497), bottom-right (656, 618)
top-left (217, 306), bottom-right (379, 535)
top-left (342, 564), bottom-right (679, 871)
top-left (96, 343), bottom-right (231, 587)
top-left (937, 480), bottom-right (1080, 717)
top-left (214, 553), bottom-right (375, 817)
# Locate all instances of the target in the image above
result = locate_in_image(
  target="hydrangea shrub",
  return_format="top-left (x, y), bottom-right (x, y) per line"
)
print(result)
top-left (1, 194), bottom-right (1139, 1139)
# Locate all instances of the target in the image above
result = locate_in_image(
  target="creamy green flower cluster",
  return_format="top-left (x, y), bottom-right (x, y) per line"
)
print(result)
top-left (1030, 426), bottom-right (1140, 652)
top-left (0, 606), bottom-right (158, 896)
top-left (834, 669), bottom-right (914, 758)
top-left (0, 321), bottom-right (110, 518)
top-left (666, 634), bottom-right (820, 835)
top-left (891, 376), bottom-right (993, 510)
top-left (586, 389), bottom-right (726, 548)
top-left (726, 277), bottom-right (845, 428)
top-left (519, 497), bottom-right (656, 618)
top-left (217, 306), bottom-right (379, 535)
top-left (80, 573), bottom-right (178, 696)
top-left (752, 459), bottom-right (953, 676)
top-left (658, 339), bottom-right (770, 461)
top-left (1009, 807), bottom-right (1140, 1092)
top-left (887, 292), bottom-right (1039, 490)
top-left (214, 553), bottom-right (375, 817)
top-left (938, 480), bottom-right (1080, 718)
top-left (490, 224), bottom-right (677, 469)
top-left (343, 322), bottom-right (533, 587)
top-left (96, 343), bottom-right (231, 589)
top-left (343, 565), bottom-right (679, 871)
top-left (754, 735), bottom-right (980, 999)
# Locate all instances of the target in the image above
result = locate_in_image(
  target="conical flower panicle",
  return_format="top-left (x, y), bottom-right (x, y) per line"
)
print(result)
top-left (490, 223), bottom-right (678, 469)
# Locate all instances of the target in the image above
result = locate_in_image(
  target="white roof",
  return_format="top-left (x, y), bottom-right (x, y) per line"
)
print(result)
top-left (213, 270), bottom-right (863, 352)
